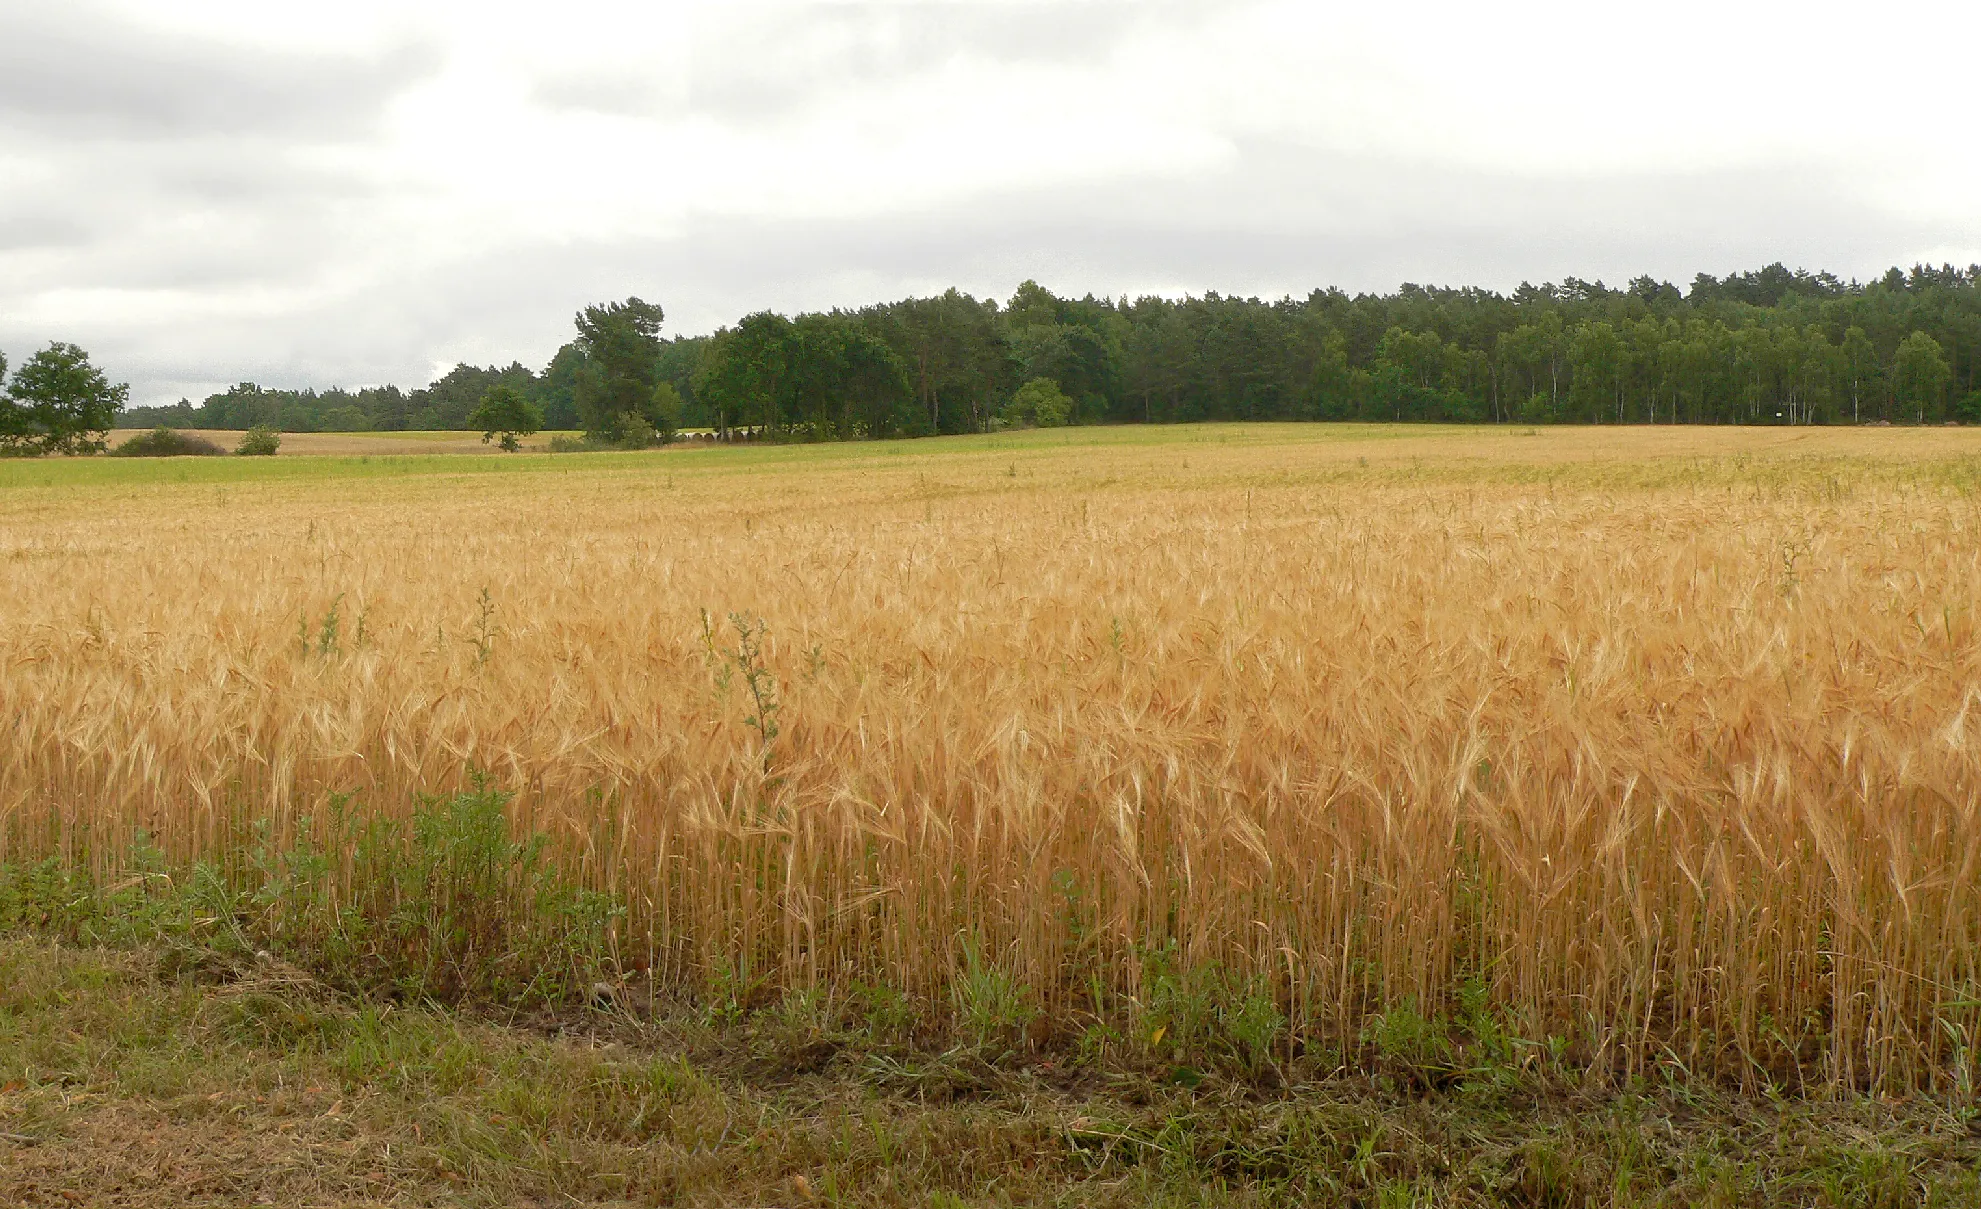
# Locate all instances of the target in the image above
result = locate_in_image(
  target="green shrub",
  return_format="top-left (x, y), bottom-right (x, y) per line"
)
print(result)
top-left (548, 420), bottom-right (656, 453)
top-left (614, 414), bottom-right (659, 449)
top-left (235, 425), bottom-right (282, 456)
top-left (109, 427), bottom-right (226, 457)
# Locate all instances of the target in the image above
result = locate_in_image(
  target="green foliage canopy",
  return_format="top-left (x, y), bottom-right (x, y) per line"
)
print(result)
top-left (468, 385), bottom-right (545, 451)
top-left (1003, 377), bottom-right (1072, 427)
top-left (108, 261), bottom-right (1981, 439)
top-left (1891, 331), bottom-right (1952, 423)
top-left (573, 297), bottom-right (666, 442)
top-left (1, 342), bottom-right (127, 456)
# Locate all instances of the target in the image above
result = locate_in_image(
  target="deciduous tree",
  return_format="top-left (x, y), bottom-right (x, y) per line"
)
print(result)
top-left (0, 342), bottom-right (126, 456)
top-left (469, 385), bottom-right (544, 451)
top-left (1891, 331), bottom-right (1951, 424)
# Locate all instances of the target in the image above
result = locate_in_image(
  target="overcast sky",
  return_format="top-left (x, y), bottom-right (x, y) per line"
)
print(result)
top-left (3, 0), bottom-right (1977, 405)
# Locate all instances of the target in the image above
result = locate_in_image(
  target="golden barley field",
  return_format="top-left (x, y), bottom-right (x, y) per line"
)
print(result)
top-left (7, 424), bottom-right (1981, 1093)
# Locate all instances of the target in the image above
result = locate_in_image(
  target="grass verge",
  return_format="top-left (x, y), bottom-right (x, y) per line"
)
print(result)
top-left (4, 938), bottom-right (1980, 1207)
top-left (7, 784), bottom-right (1981, 1203)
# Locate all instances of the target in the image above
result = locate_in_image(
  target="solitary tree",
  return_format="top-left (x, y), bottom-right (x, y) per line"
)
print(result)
top-left (469, 385), bottom-right (544, 451)
top-left (0, 343), bottom-right (127, 456)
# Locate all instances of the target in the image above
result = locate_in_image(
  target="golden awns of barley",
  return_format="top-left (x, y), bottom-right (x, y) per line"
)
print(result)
top-left (4, 425), bottom-right (1980, 1093)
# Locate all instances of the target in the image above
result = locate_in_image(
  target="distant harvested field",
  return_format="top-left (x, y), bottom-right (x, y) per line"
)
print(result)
top-left (83, 419), bottom-right (1981, 469)
top-left (102, 428), bottom-right (583, 456)
top-left (7, 424), bottom-right (1981, 1093)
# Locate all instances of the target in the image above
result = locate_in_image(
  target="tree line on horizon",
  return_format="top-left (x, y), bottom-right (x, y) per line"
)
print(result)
top-left (116, 262), bottom-right (1981, 441)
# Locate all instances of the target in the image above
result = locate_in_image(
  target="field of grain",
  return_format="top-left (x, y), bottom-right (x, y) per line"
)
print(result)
top-left (6, 424), bottom-right (1981, 1094)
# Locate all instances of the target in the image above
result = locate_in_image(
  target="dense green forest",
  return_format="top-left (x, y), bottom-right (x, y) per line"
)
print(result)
top-left (119, 263), bottom-right (1981, 437)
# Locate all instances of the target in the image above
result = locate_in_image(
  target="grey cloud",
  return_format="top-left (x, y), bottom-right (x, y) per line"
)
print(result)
top-left (530, 2), bottom-right (1182, 122)
top-left (0, 207), bottom-right (93, 252)
top-left (592, 148), bottom-right (1931, 318)
top-left (0, 137), bottom-right (388, 292)
top-left (4, 4), bottom-right (1969, 414)
top-left (0, 7), bottom-right (440, 139)
top-left (675, 1), bottom-right (1213, 122)
top-left (43, 138), bottom-right (1941, 408)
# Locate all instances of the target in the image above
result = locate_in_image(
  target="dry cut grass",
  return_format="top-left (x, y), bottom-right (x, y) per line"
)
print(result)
top-left (6, 424), bottom-right (1981, 1095)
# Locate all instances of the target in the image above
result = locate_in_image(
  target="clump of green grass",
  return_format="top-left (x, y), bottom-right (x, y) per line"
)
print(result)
top-left (0, 779), bottom-right (621, 1006)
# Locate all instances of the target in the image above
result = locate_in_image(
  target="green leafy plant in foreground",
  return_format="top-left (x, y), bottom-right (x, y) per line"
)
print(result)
top-left (702, 608), bottom-right (781, 761)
